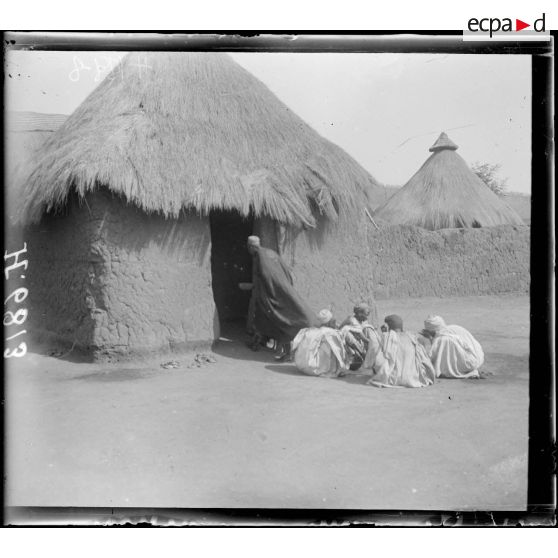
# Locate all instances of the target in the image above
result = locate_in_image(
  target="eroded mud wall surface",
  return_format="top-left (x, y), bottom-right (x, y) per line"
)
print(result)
top-left (26, 190), bottom-right (217, 359)
top-left (283, 218), bottom-right (529, 321)
top-left (86, 190), bottom-right (216, 359)
top-left (280, 215), bottom-right (379, 323)
top-left (25, 198), bottom-right (98, 352)
top-left (367, 225), bottom-right (530, 299)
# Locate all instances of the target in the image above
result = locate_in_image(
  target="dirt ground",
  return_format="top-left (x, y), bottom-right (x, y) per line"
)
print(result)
top-left (5, 294), bottom-right (529, 511)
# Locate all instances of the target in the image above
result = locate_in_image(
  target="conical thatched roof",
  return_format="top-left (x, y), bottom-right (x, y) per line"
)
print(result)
top-left (374, 132), bottom-right (524, 230)
top-left (17, 52), bottom-right (381, 227)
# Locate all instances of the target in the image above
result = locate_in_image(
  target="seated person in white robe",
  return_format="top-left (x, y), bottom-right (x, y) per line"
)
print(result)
top-left (421, 315), bottom-right (484, 379)
top-left (363, 314), bottom-right (435, 388)
top-left (339, 303), bottom-right (378, 370)
top-left (340, 303), bottom-right (371, 329)
top-left (291, 309), bottom-right (349, 378)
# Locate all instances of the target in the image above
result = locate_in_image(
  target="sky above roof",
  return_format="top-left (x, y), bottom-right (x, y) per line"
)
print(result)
top-left (5, 50), bottom-right (531, 194)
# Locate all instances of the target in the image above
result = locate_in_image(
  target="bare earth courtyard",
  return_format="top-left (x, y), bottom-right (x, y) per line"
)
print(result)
top-left (6, 294), bottom-right (529, 511)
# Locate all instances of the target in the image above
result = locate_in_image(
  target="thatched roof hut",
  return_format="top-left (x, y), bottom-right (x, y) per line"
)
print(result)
top-left (374, 132), bottom-right (524, 230)
top-left (18, 52), bottom-right (380, 227)
top-left (15, 53), bottom-right (382, 359)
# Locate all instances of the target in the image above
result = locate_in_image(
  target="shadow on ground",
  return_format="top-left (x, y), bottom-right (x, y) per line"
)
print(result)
top-left (264, 364), bottom-right (302, 377)
top-left (484, 352), bottom-right (529, 381)
top-left (212, 322), bottom-right (283, 365)
top-left (264, 363), bottom-right (371, 385)
top-left (71, 368), bottom-right (158, 382)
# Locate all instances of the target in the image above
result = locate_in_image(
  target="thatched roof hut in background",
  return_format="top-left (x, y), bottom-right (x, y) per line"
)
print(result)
top-left (6, 111), bottom-right (68, 224)
top-left (15, 52), bottom-right (383, 359)
top-left (7, 110), bottom-right (68, 133)
top-left (374, 132), bottom-right (524, 230)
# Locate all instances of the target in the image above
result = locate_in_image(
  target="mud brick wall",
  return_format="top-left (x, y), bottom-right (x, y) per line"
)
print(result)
top-left (283, 215), bottom-right (379, 324)
top-left (26, 190), bottom-right (217, 359)
top-left (286, 218), bottom-right (529, 322)
top-left (368, 225), bottom-right (530, 299)
top-left (24, 194), bottom-right (529, 358)
top-left (26, 198), bottom-right (99, 351)
top-left (85, 190), bottom-right (217, 359)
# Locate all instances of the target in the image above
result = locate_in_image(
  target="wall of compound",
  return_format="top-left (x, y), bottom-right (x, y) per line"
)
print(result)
top-left (272, 219), bottom-right (529, 324)
top-left (257, 214), bottom-right (380, 324)
top-left (367, 224), bottom-right (530, 300)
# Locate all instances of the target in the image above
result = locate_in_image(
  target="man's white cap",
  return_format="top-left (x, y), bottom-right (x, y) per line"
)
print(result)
top-left (317, 309), bottom-right (333, 325)
top-left (247, 235), bottom-right (261, 246)
top-left (424, 315), bottom-right (446, 333)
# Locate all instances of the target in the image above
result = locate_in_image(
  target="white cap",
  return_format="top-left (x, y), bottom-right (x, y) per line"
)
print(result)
top-left (424, 315), bottom-right (446, 333)
top-left (317, 309), bottom-right (333, 325)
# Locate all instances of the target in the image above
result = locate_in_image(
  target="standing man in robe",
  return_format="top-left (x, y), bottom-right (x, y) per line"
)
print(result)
top-left (243, 235), bottom-right (316, 359)
top-left (421, 315), bottom-right (484, 379)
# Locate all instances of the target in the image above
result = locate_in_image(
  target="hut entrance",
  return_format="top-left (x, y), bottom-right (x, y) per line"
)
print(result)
top-left (209, 210), bottom-right (254, 333)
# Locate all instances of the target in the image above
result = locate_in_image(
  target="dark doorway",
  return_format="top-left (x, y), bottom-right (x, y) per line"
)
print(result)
top-left (209, 210), bottom-right (254, 333)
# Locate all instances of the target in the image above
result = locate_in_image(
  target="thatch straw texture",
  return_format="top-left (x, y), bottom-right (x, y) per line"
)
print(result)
top-left (6, 112), bottom-right (68, 223)
top-left (17, 53), bottom-right (381, 227)
top-left (374, 133), bottom-right (524, 230)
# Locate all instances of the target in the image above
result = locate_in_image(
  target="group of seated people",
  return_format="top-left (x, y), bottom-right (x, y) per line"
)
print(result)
top-left (290, 303), bottom-right (485, 388)
top-left (241, 235), bottom-right (484, 387)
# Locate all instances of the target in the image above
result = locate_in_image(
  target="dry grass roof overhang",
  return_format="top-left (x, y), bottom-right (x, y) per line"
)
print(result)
top-left (18, 52), bottom-right (381, 227)
top-left (373, 132), bottom-right (524, 230)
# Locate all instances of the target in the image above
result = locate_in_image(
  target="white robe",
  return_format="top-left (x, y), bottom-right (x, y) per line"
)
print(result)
top-left (292, 326), bottom-right (348, 377)
top-left (340, 322), bottom-right (380, 357)
top-left (363, 330), bottom-right (436, 388)
top-left (429, 325), bottom-right (484, 379)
